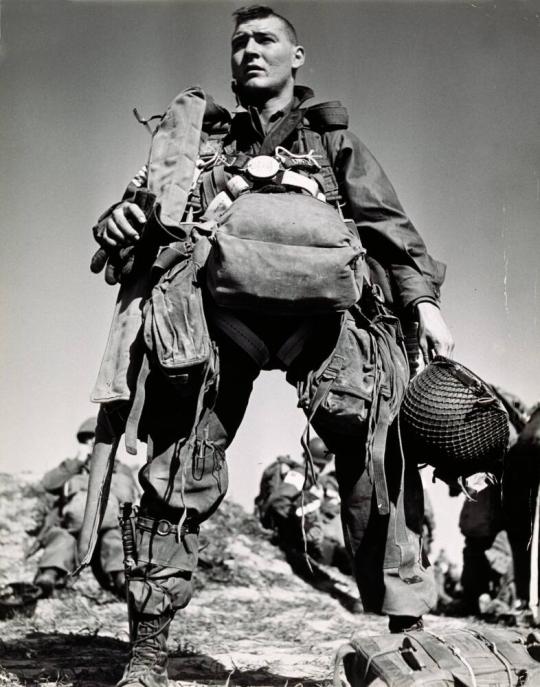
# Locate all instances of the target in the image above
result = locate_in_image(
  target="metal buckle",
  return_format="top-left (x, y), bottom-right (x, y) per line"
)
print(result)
top-left (156, 519), bottom-right (173, 536)
top-left (246, 155), bottom-right (280, 180)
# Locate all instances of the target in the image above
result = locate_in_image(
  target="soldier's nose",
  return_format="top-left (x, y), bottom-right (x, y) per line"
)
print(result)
top-left (244, 37), bottom-right (260, 55)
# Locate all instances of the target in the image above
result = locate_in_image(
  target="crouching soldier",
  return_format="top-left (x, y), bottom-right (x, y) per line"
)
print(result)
top-left (84, 5), bottom-right (454, 685)
top-left (33, 418), bottom-right (139, 598)
top-left (255, 437), bottom-right (353, 574)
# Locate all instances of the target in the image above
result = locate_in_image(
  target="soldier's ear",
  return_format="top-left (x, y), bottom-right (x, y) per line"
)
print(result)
top-left (292, 45), bottom-right (305, 71)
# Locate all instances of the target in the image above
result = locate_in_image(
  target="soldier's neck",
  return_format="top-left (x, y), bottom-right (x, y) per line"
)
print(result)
top-left (241, 83), bottom-right (295, 128)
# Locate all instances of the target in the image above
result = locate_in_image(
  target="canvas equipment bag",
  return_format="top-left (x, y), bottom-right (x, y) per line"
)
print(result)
top-left (334, 627), bottom-right (540, 687)
top-left (200, 99), bottom-right (365, 317)
top-left (142, 241), bottom-right (212, 385)
top-left (206, 191), bottom-right (365, 315)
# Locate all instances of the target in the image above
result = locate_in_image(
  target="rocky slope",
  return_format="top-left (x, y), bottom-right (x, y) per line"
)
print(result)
top-left (0, 473), bottom-right (471, 686)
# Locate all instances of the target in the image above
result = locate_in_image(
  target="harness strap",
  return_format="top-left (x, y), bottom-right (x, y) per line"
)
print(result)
top-left (394, 418), bottom-right (424, 583)
top-left (370, 392), bottom-right (391, 516)
top-left (363, 327), bottom-right (391, 516)
top-left (124, 351), bottom-right (151, 455)
top-left (201, 167), bottom-right (220, 208)
top-left (299, 126), bottom-right (341, 203)
top-left (211, 164), bottom-right (228, 196)
top-left (275, 320), bottom-right (317, 368)
top-left (208, 307), bottom-right (270, 368)
top-left (259, 109), bottom-right (304, 156)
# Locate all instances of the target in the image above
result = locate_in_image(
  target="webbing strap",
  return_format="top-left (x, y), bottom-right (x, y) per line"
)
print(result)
top-left (364, 329), bottom-right (391, 516)
top-left (300, 126), bottom-right (340, 202)
top-left (209, 307), bottom-right (270, 368)
top-left (463, 629), bottom-right (514, 686)
top-left (275, 320), bottom-right (317, 368)
top-left (419, 631), bottom-right (478, 687)
top-left (211, 164), bottom-right (228, 196)
top-left (370, 396), bottom-right (391, 516)
top-left (394, 418), bottom-right (423, 583)
top-left (201, 168), bottom-right (220, 208)
top-left (260, 109), bottom-right (304, 156)
top-left (356, 637), bottom-right (416, 687)
top-left (125, 352), bottom-right (151, 455)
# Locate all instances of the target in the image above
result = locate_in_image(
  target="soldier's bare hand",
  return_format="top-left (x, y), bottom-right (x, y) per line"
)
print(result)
top-left (416, 302), bottom-right (455, 362)
top-left (103, 201), bottom-right (146, 247)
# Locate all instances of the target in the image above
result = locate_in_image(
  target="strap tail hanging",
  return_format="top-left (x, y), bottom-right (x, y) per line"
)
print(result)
top-left (125, 352), bottom-right (151, 455)
top-left (364, 328), bottom-right (391, 516)
top-left (175, 342), bottom-right (220, 543)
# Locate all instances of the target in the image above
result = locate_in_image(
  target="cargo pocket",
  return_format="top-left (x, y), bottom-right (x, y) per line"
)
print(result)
top-left (145, 256), bottom-right (211, 376)
top-left (298, 313), bottom-right (377, 437)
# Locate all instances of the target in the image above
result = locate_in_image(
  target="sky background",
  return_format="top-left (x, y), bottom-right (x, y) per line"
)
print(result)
top-left (1, 0), bottom-right (539, 564)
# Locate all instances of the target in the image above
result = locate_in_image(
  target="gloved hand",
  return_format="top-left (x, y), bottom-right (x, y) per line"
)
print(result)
top-left (91, 190), bottom-right (156, 285)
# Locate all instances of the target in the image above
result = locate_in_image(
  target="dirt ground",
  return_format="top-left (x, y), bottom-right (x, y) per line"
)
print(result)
top-left (0, 473), bottom-right (478, 687)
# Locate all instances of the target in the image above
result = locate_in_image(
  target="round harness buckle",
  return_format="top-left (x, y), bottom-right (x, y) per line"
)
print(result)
top-left (156, 519), bottom-right (173, 536)
top-left (246, 155), bottom-right (280, 180)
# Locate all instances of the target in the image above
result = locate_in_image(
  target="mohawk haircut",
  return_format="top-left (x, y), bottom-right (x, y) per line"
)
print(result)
top-left (232, 5), bottom-right (299, 44)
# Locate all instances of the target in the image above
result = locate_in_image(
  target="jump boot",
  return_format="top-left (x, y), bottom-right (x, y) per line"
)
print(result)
top-left (117, 610), bottom-right (173, 687)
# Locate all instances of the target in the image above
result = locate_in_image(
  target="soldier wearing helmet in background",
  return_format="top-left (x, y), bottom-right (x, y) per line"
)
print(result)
top-left (503, 402), bottom-right (540, 610)
top-left (441, 388), bottom-right (530, 616)
top-left (255, 437), bottom-right (354, 575)
top-left (32, 418), bottom-right (139, 597)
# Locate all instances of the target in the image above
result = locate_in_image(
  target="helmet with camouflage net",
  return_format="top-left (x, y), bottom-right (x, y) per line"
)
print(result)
top-left (400, 357), bottom-right (510, 482)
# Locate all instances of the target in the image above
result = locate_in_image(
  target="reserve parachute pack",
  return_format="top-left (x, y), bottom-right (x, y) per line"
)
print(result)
top-left (202, 154), bottom-right (365, 315)
top-left (198, 113), bottom-right (365, 316)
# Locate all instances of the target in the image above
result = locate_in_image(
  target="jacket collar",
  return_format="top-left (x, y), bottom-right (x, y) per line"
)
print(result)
top-left (233, 84), bottom-right (314, 116)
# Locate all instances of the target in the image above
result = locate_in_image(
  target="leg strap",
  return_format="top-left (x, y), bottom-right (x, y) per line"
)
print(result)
top-left (208, 307), bottom-right (270, 368)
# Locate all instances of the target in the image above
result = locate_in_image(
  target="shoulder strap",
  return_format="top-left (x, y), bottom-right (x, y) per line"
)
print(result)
top-left (298, 100), bottom-right (349, 203)
top-left (303, 101), bottom-right (349, 131)
top-left (298, 122), bottom-right (341, 203)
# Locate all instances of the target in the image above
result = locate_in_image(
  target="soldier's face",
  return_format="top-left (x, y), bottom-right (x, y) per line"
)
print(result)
top-left (231, 17), bottom-right (305, 98)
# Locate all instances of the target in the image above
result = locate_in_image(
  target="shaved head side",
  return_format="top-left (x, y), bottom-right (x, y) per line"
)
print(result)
top-left (232, 5), bottom-right (298, 44)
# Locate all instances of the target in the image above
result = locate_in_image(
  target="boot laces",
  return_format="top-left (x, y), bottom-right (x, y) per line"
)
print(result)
top-left (121, 616), bottom-right (172, 681)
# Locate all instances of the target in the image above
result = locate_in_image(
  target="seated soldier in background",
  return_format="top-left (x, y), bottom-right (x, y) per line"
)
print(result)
top-left (255, 437), bottom-right (355, 575)
top-left (32, 418), bottom-right (139, 598)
